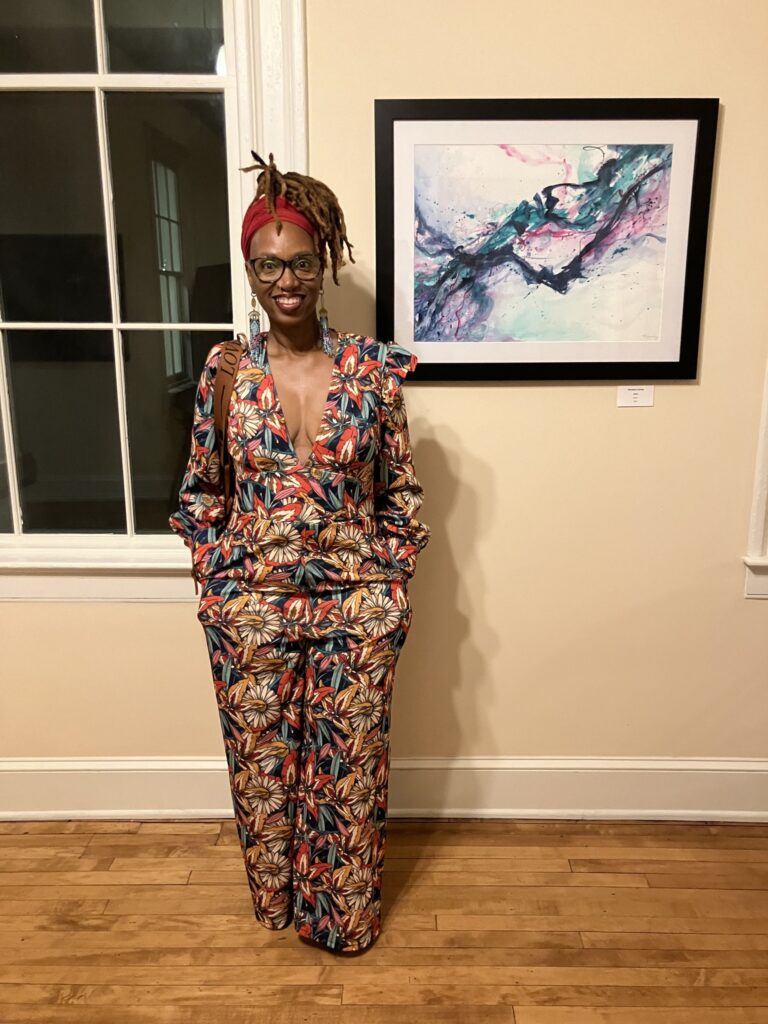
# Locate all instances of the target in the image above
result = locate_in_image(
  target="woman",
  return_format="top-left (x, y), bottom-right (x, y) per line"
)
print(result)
top-left (169, 152), bottom-right (431, 955)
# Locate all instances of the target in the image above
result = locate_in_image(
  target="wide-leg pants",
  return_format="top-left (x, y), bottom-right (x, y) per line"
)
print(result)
top-left (196, 576), bottom-right (413, 953)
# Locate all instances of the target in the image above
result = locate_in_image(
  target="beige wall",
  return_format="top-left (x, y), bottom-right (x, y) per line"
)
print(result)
top-left (2, 0), bottom-right (767, 765)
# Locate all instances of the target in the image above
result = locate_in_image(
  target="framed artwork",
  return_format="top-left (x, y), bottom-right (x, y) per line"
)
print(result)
top-left (375, 97), bottom-right (719, 381)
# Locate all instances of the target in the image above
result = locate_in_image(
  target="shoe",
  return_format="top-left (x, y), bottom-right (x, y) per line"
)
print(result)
top-left (297, 933), bottom-right (376, 956)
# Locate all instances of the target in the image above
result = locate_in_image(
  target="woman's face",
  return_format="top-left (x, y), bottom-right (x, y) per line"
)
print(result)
top-left (245, 219), bottom-right (324, 331)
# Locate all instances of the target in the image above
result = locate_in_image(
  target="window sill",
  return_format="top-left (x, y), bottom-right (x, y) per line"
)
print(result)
top-left (0, 535), bottom-right (196, 602)
top-left (743, 556), bottom-right (768, 598)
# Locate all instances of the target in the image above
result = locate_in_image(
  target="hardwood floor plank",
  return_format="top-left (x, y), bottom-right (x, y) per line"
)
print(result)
top-left (383, 833), bottom-right (768, 851)
top-left (86, 834), bottom-right (220, 848)
top-left (385, 821), bottom-right (768, 841)
top-left (340, 983), bottom-right (768, 1006)
top-left (0, 859), bottom-right (111, 873)
top-left (188, 869), bottom-right (650, 888)
top-left (0, 983), bottom-right (343, 1006)
top-left (0, 884), bottom-right (247, 900)
top-left (0, 847), bottom-right (90, 860)
top-left (2, 943), bottom-right (768, 968)
top-left (89, 842), bottom-right (768, 863)
top-left (645, 871), bottom-right (768, 890)
top-left (0, 900), bottom-right (109, 916)
top-left (572, 857), bottom-right (768, 871)
top-left (11, 964), bottom-right (767, 987)
top-left (388, 886), bottom-right (768, 916)
top-left (0, 1007), bottom-right (519, 1023)
top-left (78, 843), bottom-right (237, 860)
top-left (517, 1010), bottom-right (768, 1023)
top-left (107, 856), bottom-right (246, 872)
top-left (0, 911), bottom-right (436, 934)
top-left (0, 836), bottom-right (95, 848)
top-left (438, 914), bottom-right (768, 935)
top-left (135, 824), bottom-right (222, 836)
top-left (582, 931), bottom-right (768, 950)
top-left (385, 821), bottom-right (768, 839)
top-left (0, 871), bottom-right (191, 887)
top-left (0, 822), bottom-right (141, 835)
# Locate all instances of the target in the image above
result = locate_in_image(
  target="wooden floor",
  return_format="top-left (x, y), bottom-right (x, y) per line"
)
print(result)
top-left (0, 818), bottom-right (767, 1023)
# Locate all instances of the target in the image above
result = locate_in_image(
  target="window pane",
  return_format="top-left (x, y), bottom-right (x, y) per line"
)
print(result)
top-left (123, 330), bottom-right (225, 533)
top-left (0, 0), bottom-right (96, 73)
top-left (0, 93), bottom-right (110, 323)
top-left (152, 161), bottom-right (169, 219)
top-left (170, 221), bottom-right (181, 273)
top-left (104, 0), bottom-right (224, 74)
top-left (7, 331), bottom-right (125, 533)
top-left (106, 92), bottom-right (231, 324)
top-left (159, 217), bottom-right (171, 270)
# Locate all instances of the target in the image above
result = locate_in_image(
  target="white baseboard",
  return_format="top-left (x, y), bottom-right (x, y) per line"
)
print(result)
top-left (1, 756), bottom-right (766, 821)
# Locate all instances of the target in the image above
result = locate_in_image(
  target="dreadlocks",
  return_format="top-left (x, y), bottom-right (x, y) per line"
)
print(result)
top-left (240, 151), bottom-right (355, 285)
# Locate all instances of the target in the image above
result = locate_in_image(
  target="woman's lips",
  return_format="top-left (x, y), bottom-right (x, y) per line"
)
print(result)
top-left (272, 295), bottom-right (305, 313)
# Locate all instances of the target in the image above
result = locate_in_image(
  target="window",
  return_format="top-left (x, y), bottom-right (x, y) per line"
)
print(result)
top-left (0, 0), bottom-right (308, 600)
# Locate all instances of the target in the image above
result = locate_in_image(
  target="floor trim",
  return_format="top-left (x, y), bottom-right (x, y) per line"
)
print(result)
top-left (1, 756), bottom-right (765, 821)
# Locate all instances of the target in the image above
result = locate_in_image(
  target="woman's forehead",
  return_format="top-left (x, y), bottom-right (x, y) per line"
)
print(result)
top-left (249, 219), bottom-right (317, 257)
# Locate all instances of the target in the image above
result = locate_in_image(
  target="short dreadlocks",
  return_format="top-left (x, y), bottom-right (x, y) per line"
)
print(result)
top-left (240, 151), bottom-right (355, 285)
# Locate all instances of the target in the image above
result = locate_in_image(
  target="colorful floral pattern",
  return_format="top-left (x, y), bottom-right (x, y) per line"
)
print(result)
top-left (197, 578), bottom-right (412, 952)
top-left (169, 331), bottom-right (430, 952)
top-left (168, 331), bottom-right (431, 589)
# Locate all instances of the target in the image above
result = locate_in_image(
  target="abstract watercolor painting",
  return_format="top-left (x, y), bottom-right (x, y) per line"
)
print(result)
top-left (413, 142), bottom-right (669, 343)
top-left (375, 99), bottom-right (719, 381)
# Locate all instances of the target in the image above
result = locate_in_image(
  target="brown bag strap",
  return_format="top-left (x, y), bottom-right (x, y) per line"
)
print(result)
top-left (212, 335), bottom-right (246, 523)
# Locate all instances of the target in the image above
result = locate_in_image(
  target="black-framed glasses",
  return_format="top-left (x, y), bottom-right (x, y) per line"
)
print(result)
top-left (248, 253), bottom-right (322, 283)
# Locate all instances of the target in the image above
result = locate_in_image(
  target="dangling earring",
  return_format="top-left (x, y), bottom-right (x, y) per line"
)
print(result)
top-left (318, 289), bottom-right (333, 357)
top-left (249, 292), bottom-right (261, 348)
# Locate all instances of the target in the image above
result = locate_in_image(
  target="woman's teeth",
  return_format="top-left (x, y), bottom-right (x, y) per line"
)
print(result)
top-left (274, 296), bottom-right (303, 311)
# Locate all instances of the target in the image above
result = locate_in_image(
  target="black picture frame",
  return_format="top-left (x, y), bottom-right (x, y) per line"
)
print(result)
top-left (375, 97), bottom-right (719, 382)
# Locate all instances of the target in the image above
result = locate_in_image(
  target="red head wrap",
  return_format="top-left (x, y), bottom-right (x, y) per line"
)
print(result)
top-left (240, 194), bottom-right (317, 260)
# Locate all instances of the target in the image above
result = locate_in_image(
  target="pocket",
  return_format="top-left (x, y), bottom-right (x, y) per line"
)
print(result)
top-left (317, 579), bottom-right (412, 650)
top-left (372, 530), bottom-right (418, 580)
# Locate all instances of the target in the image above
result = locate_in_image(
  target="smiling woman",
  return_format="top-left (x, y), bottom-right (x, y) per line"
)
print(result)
top-left (168, 151), bottom-right (431, 957)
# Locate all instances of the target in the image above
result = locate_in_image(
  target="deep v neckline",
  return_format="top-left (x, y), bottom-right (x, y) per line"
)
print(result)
top-left (260, 330), bottom-right (344, 471)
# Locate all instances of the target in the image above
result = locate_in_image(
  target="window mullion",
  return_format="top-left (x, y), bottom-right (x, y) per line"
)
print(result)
top-left (0, 75), bottom-right (235, 91)
top-left (225, 0), bottom-right (256, 338)
top-left (92, 0), bottom-right (108, 76)
top-left (95, 84), bottom-right (135, 535)
top-left (0, 331), bottom-right (23, 534)
top-left (223, 78), bottom-right (249, 339)
top-left (0, 323), bottom-right (233, 331)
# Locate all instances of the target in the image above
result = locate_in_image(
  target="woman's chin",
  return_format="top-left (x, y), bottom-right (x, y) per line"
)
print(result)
top-left (266, 300), bottom-right (316, 329)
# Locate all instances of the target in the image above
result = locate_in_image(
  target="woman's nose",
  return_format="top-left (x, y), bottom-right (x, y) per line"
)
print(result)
top-left (278, 264), bottom-right (301, 288)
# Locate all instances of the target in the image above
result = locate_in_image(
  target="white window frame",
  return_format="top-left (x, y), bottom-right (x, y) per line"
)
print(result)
top-left (744, 358), bottom-right (768, 598)
top-left (0, 0), bottom-right (308, 602)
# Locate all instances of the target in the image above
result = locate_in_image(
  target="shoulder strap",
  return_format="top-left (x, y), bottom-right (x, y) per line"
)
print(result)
top-left (213, 335), bottom-right (245, 522)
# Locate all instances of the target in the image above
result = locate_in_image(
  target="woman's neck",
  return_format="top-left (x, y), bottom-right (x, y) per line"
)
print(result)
top-left (267, 319), bottom-right (319, 355)
top-left (267, 320), bottom-right (338, 356)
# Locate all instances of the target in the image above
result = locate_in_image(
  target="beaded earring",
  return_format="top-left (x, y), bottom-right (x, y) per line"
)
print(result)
top-left (249, 292), bottom-right (261, 349)
top-left (318, 289), bottom-right (333, 357)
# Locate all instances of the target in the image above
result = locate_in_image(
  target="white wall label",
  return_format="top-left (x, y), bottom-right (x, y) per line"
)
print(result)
top-left (617, 385), bottom-right (655, 407)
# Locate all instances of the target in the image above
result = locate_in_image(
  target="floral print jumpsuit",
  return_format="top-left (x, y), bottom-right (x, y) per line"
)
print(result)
top-left (168, 330), bottom-right (431, 953)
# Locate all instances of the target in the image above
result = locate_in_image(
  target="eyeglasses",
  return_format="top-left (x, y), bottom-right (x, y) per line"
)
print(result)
top-left (248, 253), bottom-right (322, 283)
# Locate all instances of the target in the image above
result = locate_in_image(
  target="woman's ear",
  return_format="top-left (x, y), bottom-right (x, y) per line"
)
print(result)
top-left (244, 261), bottom-right (256, 291)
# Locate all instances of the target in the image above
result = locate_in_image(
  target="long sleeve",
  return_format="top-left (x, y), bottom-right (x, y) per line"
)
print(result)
top-left (373, 342), bottom-right (431, 579)
top-left (168, 342), bottom-right (228, 557)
